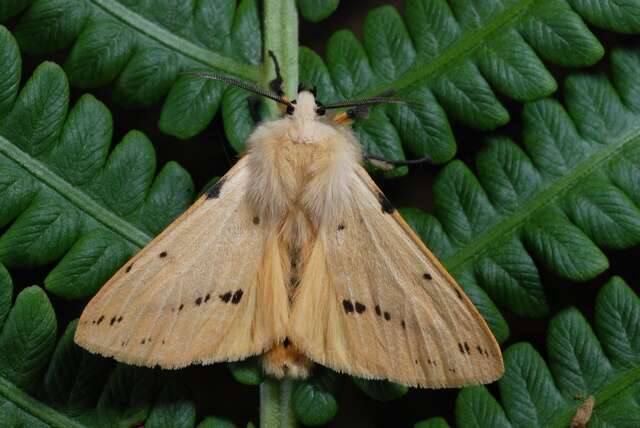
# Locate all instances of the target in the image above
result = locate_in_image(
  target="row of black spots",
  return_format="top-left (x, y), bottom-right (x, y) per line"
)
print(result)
top-left (194, 292), bottom-right (212, 306)
top-left (373, 304), bottom-right (392, 321)
top-left (219, 289), bottom-right (244, 304)
top-left (140, 337), bottom-right (153, 345)
top-left (414, 358), bottom-right (438, 367)
top-left (448, 368), bottom-right (456, 374)
top-left (376, 191), bottom-right (395, 214)
top-left (458, 342), bottom-right (471, 356)
top-left (206, 177), bottom-right (226, 199)
top-left (342, 299), bottom-right (367, 314)
top-left (171, 303), bottom-right (185, 313)
top-left (476, 345), bottom-right (491, 358)
top-left (93, 314), bottom-right (123, 326)
top-left (110, 316), bottom-right (124, 326)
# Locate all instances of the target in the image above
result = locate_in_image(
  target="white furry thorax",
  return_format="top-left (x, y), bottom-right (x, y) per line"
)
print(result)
top-left (244, 91), bottom-right (362, 230)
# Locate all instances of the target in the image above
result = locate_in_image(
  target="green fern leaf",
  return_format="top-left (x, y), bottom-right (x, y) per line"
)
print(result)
top-left (2, 0), bottom-right (638, 166)
top-left (296, 0), bottom-right (340, 22)
top-left (417, 275), bottom-right (640, 427)
top-left (0, 26), bottom-right (194, 299)
top-left (0, 285), bottom-right (199, 428)
top-left (400, 46), bottom-right (640, 341)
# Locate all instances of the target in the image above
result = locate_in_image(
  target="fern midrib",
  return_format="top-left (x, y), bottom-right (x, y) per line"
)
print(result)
top-left (0, 135), bottom-right (151, 248)
top-left (361, 0), bottom-right (537, 97)
top-left (444, 126), bottom-right (640, 271)
top-left (90, 0), bottom-right (262, 82)
top-left (0, 376), bottom-right (87, 428)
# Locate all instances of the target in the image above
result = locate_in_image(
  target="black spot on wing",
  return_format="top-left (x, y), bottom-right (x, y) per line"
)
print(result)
top-left (401, 320), bottom-right (406, 329)
top-left (283, 337), bottom-right (291, 348)
top-left (383, 311), bottom-right (391, 321)
top-left (337, 224), bottom-right (345, 231)
top-left (253, 216), bottom-right (260, 225)
top-left (355, 302), bottom-right (366, 314)
top-left (96, 315), bottom-right (104, 325)
top-left (342, 300), bottom-right (354, 313)
top-left (458, 342), bottom-right (471, 355)
top-left (110, 316), bottom-right (116, 326)
top-left (374, 305), bottom-right (382, 316)
top-left (220, 292), bottom-right (232, 303)
top-left (423, 272), bottom-right (432, 280)
top-left (231, 289), bottom-right (243, 304)
top-left (159, 251), bottom-right (167, 258)
top-left (206, 177), bottom-right (226, 199)
top-left (205, 293), bottom-right (210, 302)
top-left (455, 289), bottom-right (463, 299)
top-left (195, 297), bottom-right (202, 305)
top-left (377, 191), bottom-right (395, 214)
top-left (117, 316), bottom-right (123, 322)
top-left (125, 264), bottom-right (133, 273)
top-left (178, 303), bottom-right (184, 311)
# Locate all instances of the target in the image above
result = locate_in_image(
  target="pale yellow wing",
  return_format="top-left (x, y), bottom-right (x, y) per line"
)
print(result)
top-left (75, 157), bottom-right (288, 368)
top-left (291, 166), bottom-right (503, 388)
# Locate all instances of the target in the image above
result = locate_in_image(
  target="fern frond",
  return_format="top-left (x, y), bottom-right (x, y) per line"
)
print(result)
top-left (0, 27), bottom-right (194, 299)
top-left (402, 46), bottom-right (640, 340)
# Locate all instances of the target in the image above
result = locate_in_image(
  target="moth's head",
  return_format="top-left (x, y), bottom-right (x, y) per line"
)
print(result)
top-left (287, 90), bottom-right (325, 121)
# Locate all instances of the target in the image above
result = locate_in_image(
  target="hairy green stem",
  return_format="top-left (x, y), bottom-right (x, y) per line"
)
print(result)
top-left (0, 377), bottom-right (87, 428)
top-left (259, 1), bottom-right (299, 426)
top-left (260, 378), bottom-right (297, 428)
top-left (263, 0), bottom-right (299, 116)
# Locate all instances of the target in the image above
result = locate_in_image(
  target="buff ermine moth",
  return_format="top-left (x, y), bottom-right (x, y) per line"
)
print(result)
top-left (75, 57), bottom-right (504, 388)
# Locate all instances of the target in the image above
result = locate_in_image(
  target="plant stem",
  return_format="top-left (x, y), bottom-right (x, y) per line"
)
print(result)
top-left (262, 0), bottom-right (299, 116)
top-left (259, 2), bottom-right (298, 427)
top-left (0, 376), bottom-right (87, 428)
top-left (260, 378), bottom-right (297, 428)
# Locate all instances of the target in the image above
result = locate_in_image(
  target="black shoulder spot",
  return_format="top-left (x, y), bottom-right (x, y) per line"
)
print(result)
top-left (377, 191), bottom-right (395, 214)
top-left (206, 177), bottom-right (226, 199)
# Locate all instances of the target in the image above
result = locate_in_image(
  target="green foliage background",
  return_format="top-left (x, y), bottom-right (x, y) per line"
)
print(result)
top-left (0, 0), bottom-right (639, 427)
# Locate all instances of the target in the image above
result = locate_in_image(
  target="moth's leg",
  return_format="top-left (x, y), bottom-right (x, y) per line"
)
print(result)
top-left (365, 154), bottom-right (432, 171)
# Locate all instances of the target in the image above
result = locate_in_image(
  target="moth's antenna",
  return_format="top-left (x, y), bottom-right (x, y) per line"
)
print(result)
top-left (323, 96), bottom-right (406, 110)
top-left (181, 70), bottom-right (293, 108)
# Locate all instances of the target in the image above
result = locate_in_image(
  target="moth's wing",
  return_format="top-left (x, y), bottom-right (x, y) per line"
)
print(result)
top-left (75, 157), bottom-right (288, 368)
top-left (291, 166), bottom-right (503, 388)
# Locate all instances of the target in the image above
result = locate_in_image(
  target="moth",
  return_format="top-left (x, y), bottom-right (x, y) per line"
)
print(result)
top-left (75, 59), bottom-right (504, 388)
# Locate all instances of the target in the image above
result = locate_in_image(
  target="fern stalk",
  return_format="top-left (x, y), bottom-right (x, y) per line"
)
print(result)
top-left (259, 1), bottom-right (299, 426)
top-left (260, 378), bottom-right (297, 428)
top-left (263, 0), bottom-right (299, 114)
top-left (0, 377), bottom-right (86, 428)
